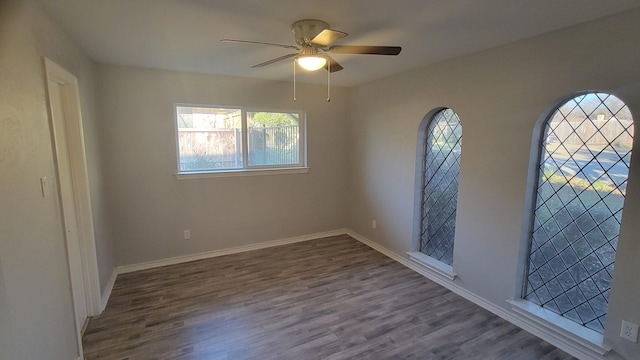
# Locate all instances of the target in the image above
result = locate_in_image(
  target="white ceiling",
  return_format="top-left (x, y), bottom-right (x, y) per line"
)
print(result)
top-left (35, 0), bottom-right (640, 87)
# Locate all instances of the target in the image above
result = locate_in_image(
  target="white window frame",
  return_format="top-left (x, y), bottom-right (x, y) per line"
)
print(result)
top-left (408, 107), bottom-right (461, 281)
top-left (174, 104), bottom-right (308, 178)
top-left (512, 91), bottom-right (634, 356)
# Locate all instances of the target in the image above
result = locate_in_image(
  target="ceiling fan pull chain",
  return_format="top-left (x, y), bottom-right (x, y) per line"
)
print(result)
top-left (327, 58), bottom-right (331, 102)
top-left (293, 58), bottom-right (297, 102)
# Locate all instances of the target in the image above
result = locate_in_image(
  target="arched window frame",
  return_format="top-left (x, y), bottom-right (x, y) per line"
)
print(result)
top-left (513, 91), bottom-right (635, 347)
top-left (409, 107), bottom-right (462, 280)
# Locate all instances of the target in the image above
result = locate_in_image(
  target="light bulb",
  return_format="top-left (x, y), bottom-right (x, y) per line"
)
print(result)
top-left (297, 56), bottom-right (327, 71)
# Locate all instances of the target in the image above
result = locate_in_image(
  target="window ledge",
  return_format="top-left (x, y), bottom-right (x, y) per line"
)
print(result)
top-left (407, 251), bottom-right (457, 281)
top-left (175, 167), bottom-right (310, 179)
top-left (507, 299), bottom-right (611, 356)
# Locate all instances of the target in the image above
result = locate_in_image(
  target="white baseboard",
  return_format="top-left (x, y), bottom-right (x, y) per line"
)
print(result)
top-left (100, 268), bottom-right (118, 313)
top-left (345, 230), bottom-right (611, 360)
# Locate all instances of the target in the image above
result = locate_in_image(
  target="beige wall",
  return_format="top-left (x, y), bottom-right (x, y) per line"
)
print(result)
top-left (347, 8), bottom-right (640, 360)
top-left (96, 65), bottom-right (349, 266)
top-left (0, 0), bottom-right (115, 359)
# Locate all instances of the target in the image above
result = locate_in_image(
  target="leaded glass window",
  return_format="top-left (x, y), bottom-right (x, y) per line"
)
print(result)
top-left (419, 109), bottom-right (462, 265)
top-left (524, 92), bottom-right (634, 333)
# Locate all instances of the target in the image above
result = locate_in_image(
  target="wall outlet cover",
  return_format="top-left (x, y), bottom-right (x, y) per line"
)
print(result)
top-left (620, 320), bottom-right (639, 343)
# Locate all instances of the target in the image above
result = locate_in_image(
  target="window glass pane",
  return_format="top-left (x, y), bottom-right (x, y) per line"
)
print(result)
top-left (419, 109), bottom-right (462, 266)
top-left (176, 106), bottom-right (242, 171)
top-left (247, 112), bottom-right (300, 166)
top-left (525, 92), bottom-right (634, 333)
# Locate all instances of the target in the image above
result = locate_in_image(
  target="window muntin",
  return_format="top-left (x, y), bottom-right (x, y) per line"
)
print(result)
top-left (419, 108), bottom-right (463, 266)
top-left (176, 105), bottom-right (304, 173)
top-left (524, 92), bottom-right (634, 334)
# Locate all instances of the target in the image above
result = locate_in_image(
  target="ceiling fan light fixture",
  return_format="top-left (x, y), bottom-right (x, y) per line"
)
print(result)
top-left (297, 55), bottom-right (326, 71)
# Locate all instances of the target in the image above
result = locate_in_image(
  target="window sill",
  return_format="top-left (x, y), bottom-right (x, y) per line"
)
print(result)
top-left (175, 167), bottom-right (310, 179)
top-left (407, 251), bottom-right (457, 281)
top-left (507, 299), bottom-right (610, 356)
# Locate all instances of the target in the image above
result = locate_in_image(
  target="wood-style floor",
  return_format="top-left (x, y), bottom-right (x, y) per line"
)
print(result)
top-left (83, 235), bottom-right (575, 360)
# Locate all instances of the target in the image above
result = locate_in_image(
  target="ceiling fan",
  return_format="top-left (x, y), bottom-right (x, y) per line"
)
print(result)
top-left (221, 19), bottom-right (402, 73)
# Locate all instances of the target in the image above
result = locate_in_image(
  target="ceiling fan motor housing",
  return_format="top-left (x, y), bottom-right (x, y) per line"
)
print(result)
top-left (291, 19), bottom-right (329, 46)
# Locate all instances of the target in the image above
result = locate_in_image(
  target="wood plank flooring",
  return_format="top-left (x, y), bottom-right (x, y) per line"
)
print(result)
top-left (83, 235), bottom-right (575, 360)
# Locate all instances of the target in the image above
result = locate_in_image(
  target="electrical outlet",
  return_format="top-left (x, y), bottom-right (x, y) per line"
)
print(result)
top-left (183, 230), bottom-right (191, 240)
top-left (620, 320), bottom-right (639, 343)
top-left (372, 220), bottom-right (377, 229)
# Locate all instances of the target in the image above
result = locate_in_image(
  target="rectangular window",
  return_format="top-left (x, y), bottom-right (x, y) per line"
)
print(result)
top-left (175, 105), bottom-right (305, 173)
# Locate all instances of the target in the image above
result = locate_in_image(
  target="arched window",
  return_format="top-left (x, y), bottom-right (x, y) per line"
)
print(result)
top-left (418, 108), bottom-right (463, 266)
top-left (524, 92), bottom-right (634, 333)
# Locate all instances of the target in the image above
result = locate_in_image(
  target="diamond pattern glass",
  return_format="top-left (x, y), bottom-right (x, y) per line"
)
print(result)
top-left (419, 109), bottom-right (462, 265)
top-left (525, 93), bottom-right (634, 333)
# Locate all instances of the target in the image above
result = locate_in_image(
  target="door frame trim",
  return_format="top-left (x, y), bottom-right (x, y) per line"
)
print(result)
top-left (44, 57), bottom-right (102, 330)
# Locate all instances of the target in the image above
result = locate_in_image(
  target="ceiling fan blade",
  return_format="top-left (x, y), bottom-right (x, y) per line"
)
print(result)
top-left (324, 55), bottom-right (343, 73)
top-left (328, 45), bottom-right (402, 55)
top-left (310, 29), bottom-right (348, 47)
top-left (221, 39), bottom-right (299, 50)
top-left (251, 53), bottom-right (298, 68)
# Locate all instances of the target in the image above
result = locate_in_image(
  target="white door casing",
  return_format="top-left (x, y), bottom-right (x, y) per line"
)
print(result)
top-left (44, 57), bottom-right (102, 357)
